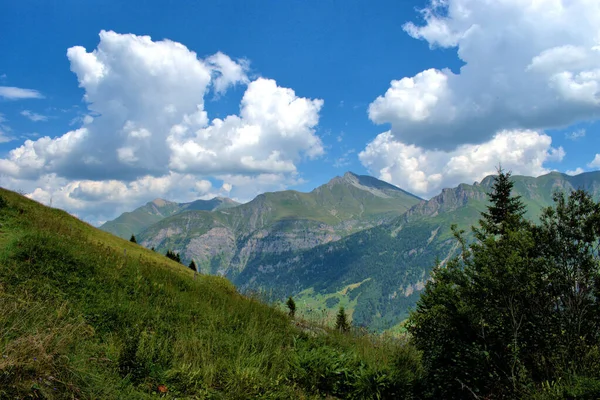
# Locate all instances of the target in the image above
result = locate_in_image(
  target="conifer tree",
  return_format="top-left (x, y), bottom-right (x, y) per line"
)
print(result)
top-left (129, 234), bottom-right (137, 243)
top-left (188, 260), bottom-right (197, 272)
top-left (335, 307), bottom-right (350, 333)
top-left (477, 167), bottom-right (526, 236)
top-left (409, 171), bottom-right (600, 398)
top-left (165, 250), bottom-right (181, 263)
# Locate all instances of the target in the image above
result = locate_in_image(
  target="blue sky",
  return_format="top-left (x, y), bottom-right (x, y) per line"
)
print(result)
top-left (1, 0), bottom-right (599, 224)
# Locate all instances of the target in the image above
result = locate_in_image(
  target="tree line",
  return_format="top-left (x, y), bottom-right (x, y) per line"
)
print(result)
top-left (409, 168), bottom-right (600, 398)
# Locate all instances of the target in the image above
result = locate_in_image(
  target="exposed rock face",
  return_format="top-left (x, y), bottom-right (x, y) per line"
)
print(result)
top-left (126, 170), bottom-right (600, 331)
top-left (136, 172), bottom-right (423, 277)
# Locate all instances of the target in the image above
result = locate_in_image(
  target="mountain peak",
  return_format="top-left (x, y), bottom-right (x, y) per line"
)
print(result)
top-left (319, 172), bottom-right (422, 202)
top-left (150, 198), bottom-right (170, 207)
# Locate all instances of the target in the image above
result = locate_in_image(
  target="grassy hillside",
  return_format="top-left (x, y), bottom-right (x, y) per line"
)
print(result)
top-left (0, 188), bottom-right (421, 399)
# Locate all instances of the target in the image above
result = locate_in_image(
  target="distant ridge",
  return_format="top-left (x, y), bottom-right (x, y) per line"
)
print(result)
top-left (100, 196), bottom-right (240, 238)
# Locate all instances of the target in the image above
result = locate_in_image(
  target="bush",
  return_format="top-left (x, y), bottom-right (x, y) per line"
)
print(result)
top-left (286, 296), bottom-right (296, 317)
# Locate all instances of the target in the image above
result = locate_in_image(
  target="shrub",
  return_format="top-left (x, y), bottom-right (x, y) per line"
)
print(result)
top-left (286, 296), bottom-right (296, 317)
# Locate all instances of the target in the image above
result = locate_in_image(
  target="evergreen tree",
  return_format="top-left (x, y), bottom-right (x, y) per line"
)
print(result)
top-left (188, 260), bottom-right (197, 272)
top-left (165, 250), bottom-right (181, 263)
top-left (335, 307), bottom-right (350, 333)
top-left (409, 176), bottom-right (600, 398)
top-left (477, 167), bottom-right (526, 236)
top-left (286, 296), bottom-right (296, 318)
top-left (129, 234), bottom-right (137, 243)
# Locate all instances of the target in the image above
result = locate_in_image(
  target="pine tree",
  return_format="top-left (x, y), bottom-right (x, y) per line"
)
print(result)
top-left (286, 296), bottom-right (296, 318)
top-left (188, 260), bottom-right (197, 272)
top-left (335, 307), bottom-right (350, 333)
top-left (129, 234), bottom-right (137, 243)
top-left (477, 166), bottom-right (526, 236)
top-left (165, 250), bottom-right (181, 263)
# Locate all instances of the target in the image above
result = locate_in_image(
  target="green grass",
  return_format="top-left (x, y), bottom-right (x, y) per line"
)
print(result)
top-left (0, 188), bottom-right (421, 399)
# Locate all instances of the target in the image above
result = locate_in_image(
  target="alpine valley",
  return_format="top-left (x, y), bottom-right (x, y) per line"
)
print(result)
top-left (101, 171), bottom-right (600, 331)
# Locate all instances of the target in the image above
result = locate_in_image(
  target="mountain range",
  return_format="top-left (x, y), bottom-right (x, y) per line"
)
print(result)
top-left (100, 170), bottom-right (600, 331)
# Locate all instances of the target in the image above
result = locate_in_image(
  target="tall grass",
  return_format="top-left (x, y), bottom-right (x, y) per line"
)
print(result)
top-left (0, 188), bottom-right (421, 399)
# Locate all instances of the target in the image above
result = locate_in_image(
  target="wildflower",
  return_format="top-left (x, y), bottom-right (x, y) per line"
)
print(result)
top-left (158, 384), bottom-right (168, 393)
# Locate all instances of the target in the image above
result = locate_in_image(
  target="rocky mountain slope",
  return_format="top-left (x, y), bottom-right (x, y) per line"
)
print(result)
top-left (135, 172), bottom-right (422, 276)
top-left (100, 196), bottom-right (239, 239)
top-left (237, 171), bottom-right (600, 331)
top-left (106, 170), bottom-right (600, 332)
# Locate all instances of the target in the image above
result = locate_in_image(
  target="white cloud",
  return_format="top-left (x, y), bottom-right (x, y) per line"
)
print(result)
top-left (0, 86), bottom-right (44, 100)
top-left (167, 78), bottom-right (323, 175)
top-left (0, 31), bottom-right (324, 223)
top-left (359, 129), bottom-right (564, 198)
top-left (370, 0), bottom-right (600, 150)
top-left (588, 154), bottom-right (600, 168)
top-left (565, 128), bottom-right (586, 140)
top-left (20, 110), bottom-right (49, 122)
top-left (206, 51), bottom-right (250, 95)
top-left (566, 167), bottom-right (585, 175)
top-left (0, 172), bottom-right (217, 226)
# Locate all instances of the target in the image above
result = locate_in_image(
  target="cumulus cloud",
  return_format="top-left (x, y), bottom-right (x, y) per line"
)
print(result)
top-left (370, 0), bottom-right (600, 150)
top-left (167, 78), bottom-right (323, 175)
top-left (20, 110), bottom-right (49, 122)
top-left (566, 167), bottom-right (585, 176)
top-left (359, 129), bottom-right (564, 198)
top-left (206, 52), bottom-right (250, 95)
top-left (588, 154), bottom-right (600, 168)
top-left (0, 31), bottom-right (324, 223)
top-left (0, 86), bottom-right (44, 100)
top-left (0, 172), bottom-right (217, 226)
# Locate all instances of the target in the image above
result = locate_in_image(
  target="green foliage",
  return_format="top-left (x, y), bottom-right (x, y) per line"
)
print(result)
top-left (0, 187), bottom-right (419, 399)
top-left (291, 335), bottom-right (422, 399)
top-left (335, 307), bottom-right (350, 333)
top-left (188, 259), bottom-right (196, 272)
top-left (408, 173), bottom-right (600, 398)
top-left (129, 234), bottom-right (137, 243)
top-left (477, 167), bottom-right (526, 236)
top-left (286, 296), bottom-right (296, 317)
top-left (325, 296), bottom-right (340, 308)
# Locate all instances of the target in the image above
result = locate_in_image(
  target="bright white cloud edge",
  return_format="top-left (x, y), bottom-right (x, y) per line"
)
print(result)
top-left (0, 31), bottom-right (324, 225)
top-left (369, 0), bottom-right (600, 150)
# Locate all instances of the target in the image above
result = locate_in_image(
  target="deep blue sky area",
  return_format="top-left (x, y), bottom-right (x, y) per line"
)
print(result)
top-left (0, 0), bottom-right (456, 182)
top-left (0, 0), bottom-right (598, 223)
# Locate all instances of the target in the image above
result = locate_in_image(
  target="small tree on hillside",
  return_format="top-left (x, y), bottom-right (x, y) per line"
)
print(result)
top-left (165, 250), bottom-right (181, 263)
top-left (188, 260), bottom-right (197, 272)
top-left (335, 307), bottom-right (350, 333)
top-left (129, 234), bottom-right (137, 243)
top-left (286, 296), bottom-right (296, 318)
